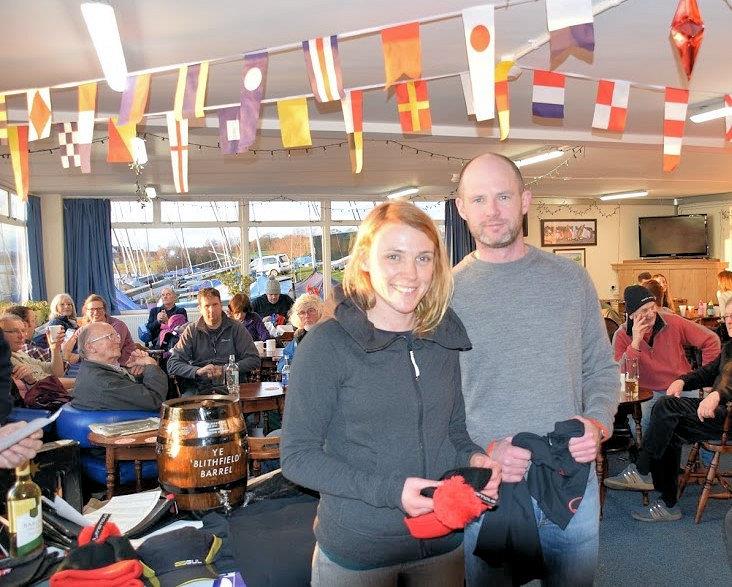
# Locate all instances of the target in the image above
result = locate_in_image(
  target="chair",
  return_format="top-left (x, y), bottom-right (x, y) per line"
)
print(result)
top-left (55, 405), bottom-right (159, 491)
top-left (678, 401), bottom-right (732, 523)
top-left (604, 317), bottom-right (619, 342)
top-left (248, 433), bottom-right (281, 477)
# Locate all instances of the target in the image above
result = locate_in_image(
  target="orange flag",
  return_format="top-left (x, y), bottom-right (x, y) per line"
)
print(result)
top-left (8, 126), bottom-right (30, 201)
top-left (381, 23), bottom-right (421, 89)
top-left (107, 117), bottom-right (136, 163)
top-left (396, 81), bottom-right (431, 134)
top-left (495, 61), bottom-right (514, 141)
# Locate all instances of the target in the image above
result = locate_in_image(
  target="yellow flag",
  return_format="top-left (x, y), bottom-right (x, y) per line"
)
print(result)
top-left (277, 98), bottom-right (312, 148)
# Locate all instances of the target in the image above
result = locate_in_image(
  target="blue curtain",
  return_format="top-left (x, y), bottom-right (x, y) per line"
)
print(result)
top-left (64, 199), bottom-right (118, 314)
top-left (444, 199), bottom-right (475, 267)
top-left (26, 195), bottom-right (47, 301)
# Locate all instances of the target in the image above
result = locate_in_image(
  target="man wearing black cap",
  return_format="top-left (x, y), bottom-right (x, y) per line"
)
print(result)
top-left (251, 276), bottom-right (294, 325)
top-left (611, 284), bottom-right (719, 431)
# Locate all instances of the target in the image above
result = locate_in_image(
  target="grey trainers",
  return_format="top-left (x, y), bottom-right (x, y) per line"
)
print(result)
top-left (603, 464), bottom-right (654, 491)
top-left (631, 499), bottom-right (682, 522)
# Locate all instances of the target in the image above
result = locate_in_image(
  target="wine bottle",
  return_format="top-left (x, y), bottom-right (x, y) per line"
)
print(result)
top-left (6, 461), bottom-right (43, 558)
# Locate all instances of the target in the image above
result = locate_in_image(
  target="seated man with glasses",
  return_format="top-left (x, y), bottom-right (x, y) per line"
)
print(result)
top-left (167, 287), bottom-right (260, 395)
top-left (604, 296), bottom-right (732, 522)
top-left (71, 321), bottom-right (167, 411)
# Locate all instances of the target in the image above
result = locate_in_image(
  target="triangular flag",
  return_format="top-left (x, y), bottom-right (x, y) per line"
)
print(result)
top-left (27, 88), bottom-right (52, 141)
top-left (532, 70), bottom-right (565, 119)
top-left (174, 62), bottom-right (209, 120)
top-left (0, 95), bottom-right (7, 140)
top-left (119, 74), bottom-right (151, 126)
top-left (396, 81), bottom-right (431, 134)
top-left (462, 5), bottom-right (495, 121)
top-left (77, 82), bottom-right (97, 174)
top-left (166, 112), bottom-right (189, 193)
top-left (495, 61), bottom-right (513, 141)
top-left (8, 126), bottom-right (30, 201)
top-left (303, 36), bottom-right (345, 103)
top-left (592, 80), bottom-right (630, 133)
top-left (341, 90), bottom-right (364, 174)
top-left (381, 23), bottom-right (421, 89)
top-left (546, 0), bottom-right (594, 68)
top-left (277, 97), bottom-right (312, 148)
top-left (663, 87), bottom-right (689, 172)
top-left (107, 117), bottom-right (136, 163)
top-left (670, 0), bottom-right (704, 81)
top-left (57, 122), bottom-right (81, 169)
top-left (725, 95), bottom-right (732, 142)
top-left (218, 106), bottom-right (245, 154)
top-left (239, 52), bottom-right (268, 150)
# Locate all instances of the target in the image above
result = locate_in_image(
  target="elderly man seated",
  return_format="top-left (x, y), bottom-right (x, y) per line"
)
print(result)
top-left (5, 305), bottom-right (50, 361)
top-left (71, 322), bottom-right (167, 411)
top-left (2, 314), bottom-right (74, 401)
top-left (251, 277), bottom-right (294, 326)
top-left (144, 287), bottom-right (188, 346)
top-left (167, 287), bottom-right (260, 395)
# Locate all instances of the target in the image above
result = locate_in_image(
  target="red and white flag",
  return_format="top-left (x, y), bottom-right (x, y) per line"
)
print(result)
top-left (462, 5), bottom-right (495, 121)
top-left (303, 35), bottom-right (345, 103)
top-left (725, 94), bottom-right (732, 142)
top-left (166, 112), bottom-right (189, 193)
top-left (341, 90), bottom-right (363, 174)
top-left (663, 87), bottom-right (689, 173)
top-left (592, 80), bottom-right (630, 133)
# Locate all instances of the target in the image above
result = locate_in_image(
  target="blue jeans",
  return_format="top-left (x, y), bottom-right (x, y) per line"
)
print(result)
top-left (464, 471), bottom-right (599, 587)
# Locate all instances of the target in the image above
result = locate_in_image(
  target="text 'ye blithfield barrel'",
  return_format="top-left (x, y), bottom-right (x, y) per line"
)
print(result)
top-left (157, 395), bottom-right (248, 510)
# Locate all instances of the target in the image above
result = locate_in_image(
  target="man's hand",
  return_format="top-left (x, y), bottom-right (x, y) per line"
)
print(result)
top-left (196, 364), bottom-right (223, 379)
top-left (666, 379), bottom-right (685, 398)
top-left (46, 329), bottom-right (64, 350)
top-left (126, 349), bottom-right (156, 367)
top-left (698, 391), bottom-right (721, 421)
top-left (569, 416), bottom-right (601, 463)
top-left (469, 452), bottom-right (501, 504)
top-left (631, 313), bottom-right (654, 347)
top-left (401, 477), bottom-right (440, 517)
top-left (157, 311), bottom-right (168, 323)
top-left (0, 422), bottom-right (43, 469)
top-left (490, 438), bottom-right (531, 483)
top-left (12, 364), bottom-right (36, 384)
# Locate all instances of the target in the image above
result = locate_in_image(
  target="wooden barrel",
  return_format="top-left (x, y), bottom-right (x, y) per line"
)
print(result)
top-left (157, 395), bottom-right (248, 510)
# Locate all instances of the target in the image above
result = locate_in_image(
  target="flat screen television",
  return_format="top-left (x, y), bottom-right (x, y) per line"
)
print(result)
top-left (638, 214), bottom-right (708, 258)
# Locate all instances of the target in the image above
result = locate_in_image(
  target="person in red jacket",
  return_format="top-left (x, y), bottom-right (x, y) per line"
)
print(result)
top-left (612, 283), bottom-right (720, 432)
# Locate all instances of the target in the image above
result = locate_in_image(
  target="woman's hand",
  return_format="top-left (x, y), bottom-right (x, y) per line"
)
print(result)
top-left (401, 477), bottom-right (440, 517)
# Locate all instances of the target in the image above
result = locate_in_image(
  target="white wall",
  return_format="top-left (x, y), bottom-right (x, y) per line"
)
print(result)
top-left (678, 197), bottom-right (732, 270)
top-left (40, 194), bottom-right (64, 298)
top-left (525, 201), bottom-right (676, 298)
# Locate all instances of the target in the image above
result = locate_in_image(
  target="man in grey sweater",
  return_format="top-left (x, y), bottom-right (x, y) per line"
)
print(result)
top-left (452, 153), bottom-right (619, 586)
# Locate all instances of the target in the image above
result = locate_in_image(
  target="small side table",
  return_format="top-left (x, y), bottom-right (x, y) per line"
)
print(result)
top-left (88, 430), bottom-right (158, 499)
top-left (597, 387), bottom-right (653, 517)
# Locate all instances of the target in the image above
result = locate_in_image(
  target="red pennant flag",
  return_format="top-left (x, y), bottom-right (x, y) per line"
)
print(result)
top-left (663, 87), bottom-right (689, 173)
top-left (8, 126), bottom-right (30, 201)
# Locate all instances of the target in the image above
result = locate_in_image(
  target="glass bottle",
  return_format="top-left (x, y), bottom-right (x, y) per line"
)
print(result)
top-left (225, 354), bottom-right (239, 401)
top-left (6, 461), bottom-right (43, 558)
top-left (281, 356), bottom-right (290, 389)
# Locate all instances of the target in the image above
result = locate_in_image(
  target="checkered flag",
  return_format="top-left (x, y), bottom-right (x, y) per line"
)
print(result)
top-left (57, 122), bottom-right (81, 169)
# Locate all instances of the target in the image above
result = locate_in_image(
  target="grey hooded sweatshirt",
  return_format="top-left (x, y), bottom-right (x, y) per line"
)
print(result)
top-left (281, 296), bottom-right (482, 570)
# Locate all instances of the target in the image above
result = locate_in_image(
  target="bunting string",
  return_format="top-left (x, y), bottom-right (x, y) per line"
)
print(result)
top-left (535, 200), bottom-right (620, 218)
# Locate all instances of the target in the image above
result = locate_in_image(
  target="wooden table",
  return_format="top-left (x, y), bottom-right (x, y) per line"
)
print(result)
top-left (88, 430), bottom-right (158, 499)
top-left (597, 387), bottom-right (653, 517)
top-left (239, 382), bottom-right (286, 416)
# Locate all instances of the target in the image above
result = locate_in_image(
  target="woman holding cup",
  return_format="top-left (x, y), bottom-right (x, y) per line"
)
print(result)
top-left (281, 202), bottom-right (499, 585)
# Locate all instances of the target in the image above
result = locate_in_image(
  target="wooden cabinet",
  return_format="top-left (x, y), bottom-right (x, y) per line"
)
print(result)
top-left (612, 259), bottom-right (726, 305)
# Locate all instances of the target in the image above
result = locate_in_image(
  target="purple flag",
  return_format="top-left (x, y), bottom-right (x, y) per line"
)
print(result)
top-left (218, 107), bottom-right (245, 154)
top-left (239, 52), bottom-right (268, 150)
top-left (549, 23), bottom-right (595, 68)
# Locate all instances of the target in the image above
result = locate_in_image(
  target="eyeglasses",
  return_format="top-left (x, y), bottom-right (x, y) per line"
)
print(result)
top-left (87, 331), bottom-right (121, 344)
top-left (87, 306), bottom-right (105, 314)
top-left (2, 329), bottom-right (23, 335)
top-left (297, 308), bottom-right (319, 317)
top-left (724, 314), bottom-right (732, 320)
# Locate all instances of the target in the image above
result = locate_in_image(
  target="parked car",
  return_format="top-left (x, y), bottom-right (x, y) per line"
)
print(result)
top-left (249, 254), bottom-right (292, 276)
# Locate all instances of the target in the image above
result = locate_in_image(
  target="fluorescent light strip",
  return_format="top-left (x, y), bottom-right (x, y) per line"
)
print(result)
top-left (81, 2), bottom-right (128, 92)
top-left (599, 190), bottom-right (648, 201)
top-left (387, 187), bottom-right (419, 199)
top-left (514, 149), bottom-right (564, 168)
top-left (690, 106), bottom-right (732, 124)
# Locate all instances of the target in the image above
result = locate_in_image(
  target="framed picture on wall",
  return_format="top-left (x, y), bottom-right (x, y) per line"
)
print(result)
top-left (553, 248), bottom-right (586, 267)
top-left (540, 219), bottom-right (597, 246)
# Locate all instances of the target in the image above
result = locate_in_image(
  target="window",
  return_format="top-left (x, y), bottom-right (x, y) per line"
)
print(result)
top-left (111, 201), bottom-right (153, 223)
top-left (249, 201), bottom-right (320, 222)
top-left (331, 200), bottom-right (380, 222)
top-left (0, 190), bottom-right (8, 217)
top-left (0, 192), bottom-right (30, 302)
top-left (9, 192), bottom-right (26, 221)
top-left (161, 201), bottom-right (238, 223)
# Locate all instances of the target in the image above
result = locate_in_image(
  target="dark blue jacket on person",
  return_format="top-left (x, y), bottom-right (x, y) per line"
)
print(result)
top-left (145, 305), bottom-right (188, 344)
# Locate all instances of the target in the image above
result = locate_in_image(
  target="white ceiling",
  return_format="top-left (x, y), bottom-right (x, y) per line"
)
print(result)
top-left (2, 0), bottom-right (732, 202)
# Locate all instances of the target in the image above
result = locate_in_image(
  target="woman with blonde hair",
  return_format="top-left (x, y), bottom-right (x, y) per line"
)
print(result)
top-left (651, 273), bottom-right (676, 313)
top-left (276, 293), bottom-right (324, 371)
top-left (48, 293), bottom-right (79, 331)
top-left (282, 201), bottom-right (499, 586)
